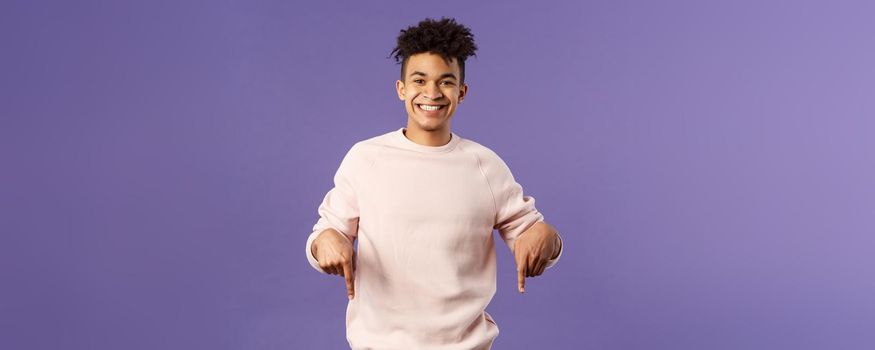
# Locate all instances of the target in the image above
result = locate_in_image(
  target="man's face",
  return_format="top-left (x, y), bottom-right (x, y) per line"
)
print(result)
top-left (395, 52), bottom-right (468, 133)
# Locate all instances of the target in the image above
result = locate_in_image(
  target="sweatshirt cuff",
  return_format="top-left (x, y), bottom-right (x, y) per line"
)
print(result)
top-left (306, 230), bottom-right (328, 274)
top-left (544, 231), bottom-right (563, 269)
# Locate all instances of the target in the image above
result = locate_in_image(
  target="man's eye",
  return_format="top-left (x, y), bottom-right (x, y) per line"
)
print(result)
top-left (414, 79), bottom-right (424, 84)
top-left (441, 81), bottom-right (454, 86)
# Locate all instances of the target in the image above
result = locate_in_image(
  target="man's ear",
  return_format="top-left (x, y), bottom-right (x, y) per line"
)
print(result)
top-left (395, 80), bottom-right (405, 101)
top-left (458, 83), bottom-right (468, 103)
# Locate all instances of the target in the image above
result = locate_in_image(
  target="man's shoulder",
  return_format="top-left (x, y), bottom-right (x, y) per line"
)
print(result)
top-left (341, 130), bottom-right (395, 163)
top-left (457, 136), bottom-right (503, 163)
top-left (457, 137), bottom-right (517, 179)
top-left (363, 129), bottom-right (397, 143)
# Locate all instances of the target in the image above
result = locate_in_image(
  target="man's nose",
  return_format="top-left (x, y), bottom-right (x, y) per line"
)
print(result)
top-left (423, 82), bottom-right (443, 100)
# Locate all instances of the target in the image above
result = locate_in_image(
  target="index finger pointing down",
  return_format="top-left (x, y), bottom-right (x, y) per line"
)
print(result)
top-left (517, 262), bottom-right (526, 294)
top-left (343, 261), bottom-right (355, 299)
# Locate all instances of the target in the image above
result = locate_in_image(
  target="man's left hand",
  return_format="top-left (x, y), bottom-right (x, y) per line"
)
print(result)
top-left (512, 222), bottom-right (561, 294)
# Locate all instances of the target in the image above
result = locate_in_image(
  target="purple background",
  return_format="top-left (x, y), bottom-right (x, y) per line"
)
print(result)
top-left (3, 1), bottom-right (874, 349)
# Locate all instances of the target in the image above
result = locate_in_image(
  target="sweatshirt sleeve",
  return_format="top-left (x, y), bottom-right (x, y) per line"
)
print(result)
top-left (305, 143), bottom-right (362, 274)
top-left (481, 149), bottom-right (562, 269)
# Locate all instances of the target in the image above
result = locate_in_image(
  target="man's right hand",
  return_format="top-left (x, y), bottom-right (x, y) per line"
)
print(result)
top-left (311, 229), bottom-right (357, 300)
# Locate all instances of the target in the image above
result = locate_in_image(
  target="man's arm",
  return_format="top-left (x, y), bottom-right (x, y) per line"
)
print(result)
top-left (305, 143), bottom-right (367, 300)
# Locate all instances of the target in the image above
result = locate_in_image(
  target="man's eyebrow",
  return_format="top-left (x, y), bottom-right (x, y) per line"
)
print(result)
top-left (409, 71), bottom-right (458, 80)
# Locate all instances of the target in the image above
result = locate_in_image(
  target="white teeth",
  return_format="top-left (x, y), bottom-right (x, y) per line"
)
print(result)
top-left (419, 104), bottom-right (442, 111)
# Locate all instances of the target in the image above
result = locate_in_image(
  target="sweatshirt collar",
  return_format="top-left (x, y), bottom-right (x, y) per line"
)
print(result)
top-left (393, 127), bottom-right (461, 153)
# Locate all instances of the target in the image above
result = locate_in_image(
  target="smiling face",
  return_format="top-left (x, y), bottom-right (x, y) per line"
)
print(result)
top-left (395, 52), bottom-right (468, 134)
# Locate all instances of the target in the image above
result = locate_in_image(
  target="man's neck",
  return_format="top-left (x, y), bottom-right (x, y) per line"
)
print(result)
top-left (403, 126), bottom-right (452, 147)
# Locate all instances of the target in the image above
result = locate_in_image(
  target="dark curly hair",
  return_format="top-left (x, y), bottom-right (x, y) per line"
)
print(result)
top-left (390, 17), bottom-right (478, 84)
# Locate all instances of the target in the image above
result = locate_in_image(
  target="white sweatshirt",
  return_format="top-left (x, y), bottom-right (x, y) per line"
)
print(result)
top-left (306, 127), bottom-right (563, 350)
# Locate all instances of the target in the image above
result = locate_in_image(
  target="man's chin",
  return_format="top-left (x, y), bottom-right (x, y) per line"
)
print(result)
top-left (409, 118), bottom-right (439, 131)
top-left (419, 124), bottom-right (440, 132)
top-left (407, 113), bottom-right (451, 131)
top-left (419, 122), bottom-right (448, 132)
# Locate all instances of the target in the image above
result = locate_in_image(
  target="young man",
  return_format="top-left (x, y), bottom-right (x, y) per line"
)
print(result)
top-left (305, 17), bottom-right (564, 350)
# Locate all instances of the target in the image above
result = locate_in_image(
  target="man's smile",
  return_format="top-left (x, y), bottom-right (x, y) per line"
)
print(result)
top-left (416, 103), bottom-right (447, 116)
top-left (416, 103), bottom-right (446, 111)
